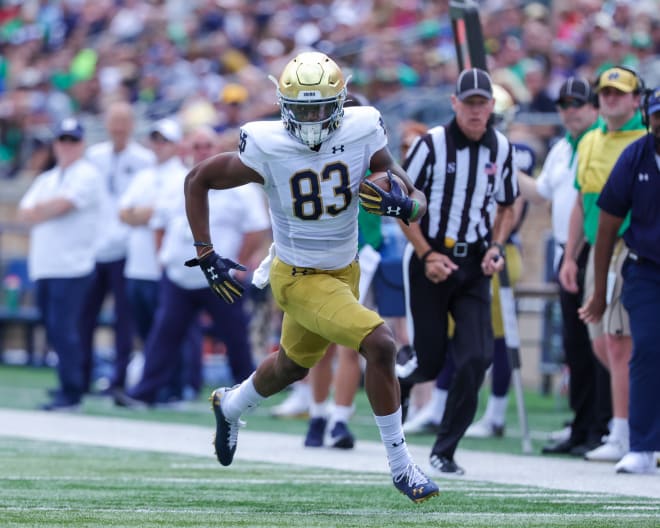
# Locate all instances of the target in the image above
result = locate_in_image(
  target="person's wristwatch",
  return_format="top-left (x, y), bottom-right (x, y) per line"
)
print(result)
top-left (490, 242), bottom-right (505, 259)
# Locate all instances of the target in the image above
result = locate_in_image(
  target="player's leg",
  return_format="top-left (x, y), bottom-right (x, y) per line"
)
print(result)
top-left (210, 336), bottom-right (313, 466)
top-left (304, 344), bottom-right (336, 447)
top-left (467, 245), bottom-right (521, 438)
top-left (108, 258), bottom-right (135, 391)
top-left (325, 345), bottom-right (360, 448)
top-left (79, 263), bottom-right (107, 393)
top-left (404, 356), bottom-right (453, 434)
top-left (585, 248), bottom-right (631, 462)
top-left (286, 258), bottom-right (438, 501)
top-left (211, 257), bottom-right (333, 466)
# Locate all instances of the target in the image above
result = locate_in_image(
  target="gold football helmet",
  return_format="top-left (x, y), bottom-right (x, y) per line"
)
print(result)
top-left (492, 84), bottom-right (517, 132)
top-left (271, 51), bottom-right (347, 147)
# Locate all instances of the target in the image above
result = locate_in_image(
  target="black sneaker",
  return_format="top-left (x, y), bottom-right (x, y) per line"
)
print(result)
top-left (541, 438), bottom-right (579, 455)
top-left (113, 390), bottom-right (149, 410)
top-left (429, 454), bottom-right (465, 475)
top-left (40, 396), bottom-right (81, 412)
top-left (326, 421), bottom-right (355, 449)
top-left (304, 417), bottom-right (327, 447)
top-left (210, 387), bottom-right (243, 466)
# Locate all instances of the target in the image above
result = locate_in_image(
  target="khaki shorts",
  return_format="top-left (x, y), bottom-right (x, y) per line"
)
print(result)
top-left (269, 257), bottom-right (384, 368)
top-left (584, 241), bottom-right (630, 339)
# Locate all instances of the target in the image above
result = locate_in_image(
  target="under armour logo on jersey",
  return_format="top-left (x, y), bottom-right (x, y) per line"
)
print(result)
top-left (207, 267), bottom-right (218, 280)
top-left (447, 162), bottom-right (456, 174)
top-left (639, 173), bottom-right (649, 182)
top-left (387, 206), bottom-right (401, 216)
top-left (332, 145), bottom-right (345, 153)
top-left (238, 130), bottom-right (247, 153)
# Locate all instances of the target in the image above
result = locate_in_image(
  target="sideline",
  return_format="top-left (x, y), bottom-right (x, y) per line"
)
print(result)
top-left (1, 408), bottom-right (657, 499)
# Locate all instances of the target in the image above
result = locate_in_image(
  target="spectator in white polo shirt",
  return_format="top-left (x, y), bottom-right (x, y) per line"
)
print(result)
top-left (114, 125), bottom-right (271, 407)
top-left (118, 118), bottom-right (187, 345)
top-left (81, 101), bottom-right (156, 395)
top-left (18, 118), bottom-right (104, 411)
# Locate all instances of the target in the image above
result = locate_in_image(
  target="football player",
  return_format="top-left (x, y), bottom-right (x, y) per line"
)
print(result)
top-left (184, 51), bottom-right (438, 503)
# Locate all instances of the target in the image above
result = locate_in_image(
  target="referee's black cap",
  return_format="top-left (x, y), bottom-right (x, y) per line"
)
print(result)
top-left (456, 68), bottom-right (493, 101)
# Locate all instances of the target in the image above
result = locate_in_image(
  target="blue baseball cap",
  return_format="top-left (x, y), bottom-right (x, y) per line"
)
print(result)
top-left (648, 87), bottom-right (660, 116)
top-left (55, 117), bottom-right (84, 140)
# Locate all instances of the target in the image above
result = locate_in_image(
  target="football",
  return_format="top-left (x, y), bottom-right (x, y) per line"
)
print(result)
top-left (359, 171), bottom-right (408, 197)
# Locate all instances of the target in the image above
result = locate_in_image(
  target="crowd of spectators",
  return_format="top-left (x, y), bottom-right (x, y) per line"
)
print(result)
top-left (1, 0), bottom-right (659, 181)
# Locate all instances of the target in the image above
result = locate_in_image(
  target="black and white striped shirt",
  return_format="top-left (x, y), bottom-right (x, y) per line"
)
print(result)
top-left (404, 119), bottom-right (518, 246)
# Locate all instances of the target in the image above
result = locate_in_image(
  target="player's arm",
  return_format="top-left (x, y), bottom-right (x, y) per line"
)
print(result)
top-left (578, 210), bottom-right (623, 323)
top-left (183, 152), bottom-right (264, 304)
top-left (481, 202), bottom-right (515, 275)
top-left (18, 197), bottom-right (75, 224)
top-left (517, 171), bottom-right (546, 205)
top-left (558, 195), bottom-right (585, 293)
top-left (185, 152), bottom-right (263, 255)
top-left (367, 147), bottom-right (427, 222)
top-left (119, 205), bottom-right (153, 226)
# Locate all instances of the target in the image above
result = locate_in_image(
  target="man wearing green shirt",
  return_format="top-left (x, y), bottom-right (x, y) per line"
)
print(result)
top-left (559, 67), bottom-right (647, 465)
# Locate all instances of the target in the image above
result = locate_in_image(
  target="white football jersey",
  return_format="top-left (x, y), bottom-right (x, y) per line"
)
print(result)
top-left (239, 106), bottom-right (388, 269)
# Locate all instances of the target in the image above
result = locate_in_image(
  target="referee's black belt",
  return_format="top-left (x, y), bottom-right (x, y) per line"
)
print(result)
top-left (438, 240), bottom-right (488, 259)
top-left (627, 250), bottom-right (660, 268)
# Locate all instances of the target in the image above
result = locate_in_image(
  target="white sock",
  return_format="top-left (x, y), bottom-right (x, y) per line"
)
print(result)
top-left (429, 388), bottom-right (448, 424)
top-left (221, 374), bottom-right (265, 421)
top-left (331, 404), bottom-right (354, 424)
top-left (485, 395), bottom-right (508, 427)
top-left (374, 408), bottom-right (413, 476)
top-left (610, 417), bottom-right (629, 444)
top-left (309, 400), bottom-right (328, 419)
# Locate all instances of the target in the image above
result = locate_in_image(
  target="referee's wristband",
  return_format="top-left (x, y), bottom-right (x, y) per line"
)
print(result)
top-left (490, 242), bottom-right (505, 258)
top-left (420, 249), bottom-right (434, 263)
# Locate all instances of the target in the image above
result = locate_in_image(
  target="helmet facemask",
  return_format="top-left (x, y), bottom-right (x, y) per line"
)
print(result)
top-left (271, 52), bottom-right (348, 148)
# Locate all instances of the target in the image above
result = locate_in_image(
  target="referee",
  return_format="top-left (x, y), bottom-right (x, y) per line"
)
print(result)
top-left (398, 68), bottom-right (518, 474)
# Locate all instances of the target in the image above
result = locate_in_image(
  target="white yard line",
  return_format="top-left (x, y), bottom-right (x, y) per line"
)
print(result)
top-left (1, 408), bottom-right (658, 499)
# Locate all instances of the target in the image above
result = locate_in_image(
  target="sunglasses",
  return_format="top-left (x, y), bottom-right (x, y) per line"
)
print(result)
top-left (557, 99), bottom-right (587, 110)
top-left (57, 135), bottom-right (82, 143)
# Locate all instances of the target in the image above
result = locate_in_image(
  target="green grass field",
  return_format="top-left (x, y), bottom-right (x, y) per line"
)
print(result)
top-left (1, 365), bottom-right (658, 528)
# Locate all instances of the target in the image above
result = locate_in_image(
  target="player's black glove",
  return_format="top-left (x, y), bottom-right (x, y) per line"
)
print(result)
top-left (185, 251), bottom-right (246, 304)
top-left (359, 170), bottom-right (419, 226)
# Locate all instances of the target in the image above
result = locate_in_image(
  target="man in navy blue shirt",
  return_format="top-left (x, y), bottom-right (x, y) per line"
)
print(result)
top-left (580, 87), bottom-right (660, 474)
